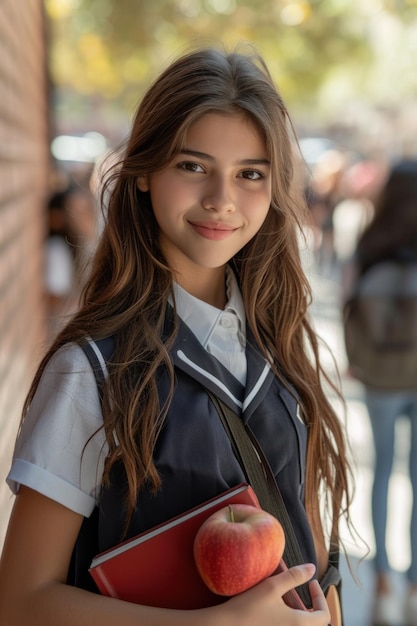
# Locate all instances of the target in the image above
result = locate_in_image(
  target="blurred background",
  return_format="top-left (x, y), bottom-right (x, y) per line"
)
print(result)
top-left (1, 2), bottom-right (417, 623)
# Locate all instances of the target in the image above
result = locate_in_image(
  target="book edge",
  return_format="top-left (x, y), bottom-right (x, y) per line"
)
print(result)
top-left (89, 483), bottom-right (252, 568)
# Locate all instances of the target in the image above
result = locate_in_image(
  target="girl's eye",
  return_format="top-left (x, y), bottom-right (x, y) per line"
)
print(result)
top-left (177, 161), bottom-right (205, 173)
top-left (239, 169), bottom-right (264, 180)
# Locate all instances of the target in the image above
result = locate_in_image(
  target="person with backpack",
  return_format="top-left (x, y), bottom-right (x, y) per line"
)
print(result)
top-left (343, 159), bottom-right (417, 626)
top-left (0, 46), bottom-right (352, 626)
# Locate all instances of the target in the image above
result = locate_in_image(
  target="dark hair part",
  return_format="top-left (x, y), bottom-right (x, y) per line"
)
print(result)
top-left (24, 46), bottom-right (351, 550)
top-left (357, 159), bottom-right (417, 272)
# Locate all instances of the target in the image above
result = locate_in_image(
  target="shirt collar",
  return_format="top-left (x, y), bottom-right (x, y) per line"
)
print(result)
top-left (171, 266), bottom-right (246, 348)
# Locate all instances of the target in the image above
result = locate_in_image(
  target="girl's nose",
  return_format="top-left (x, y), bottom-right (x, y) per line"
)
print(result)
top-left (201, 175), bottom-right (235, 213)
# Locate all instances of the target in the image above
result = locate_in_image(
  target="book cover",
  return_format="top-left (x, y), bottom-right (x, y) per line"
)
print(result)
top-left (89, 483), bottom-right (261, 609)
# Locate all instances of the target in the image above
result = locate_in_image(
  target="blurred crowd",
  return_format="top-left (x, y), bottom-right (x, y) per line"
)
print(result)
top-left (302, 139), bottom-right (417, 626)
top-left (44, 164), bottom-right (99, 339)
top-left (301, 142), bottom-right (387, 281)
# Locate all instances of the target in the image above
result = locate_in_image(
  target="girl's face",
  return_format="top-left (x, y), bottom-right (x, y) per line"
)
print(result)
top-left (137, 112), bottom-right (271, 297)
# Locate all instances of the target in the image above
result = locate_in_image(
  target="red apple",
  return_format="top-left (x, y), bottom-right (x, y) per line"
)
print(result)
top-left (193, 503), bottom-right (285, 596)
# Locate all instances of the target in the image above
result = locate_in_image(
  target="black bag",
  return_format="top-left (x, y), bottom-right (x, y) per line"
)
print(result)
top-left (343, 260), bottom-right (417, 390)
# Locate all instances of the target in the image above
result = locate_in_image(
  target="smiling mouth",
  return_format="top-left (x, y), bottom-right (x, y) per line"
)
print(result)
top-left (189, 221), bottom-right (238, 240)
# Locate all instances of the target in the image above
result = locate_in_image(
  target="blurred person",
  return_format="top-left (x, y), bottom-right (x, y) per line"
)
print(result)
top-left (44, 188), bottom-right (76, 338)
top-left (332, 160), bottom-right (382, 263)
top-left (64, 183), bottom-right (99, 291)
top-left (45, 181), bottom-right (99, 339)
top-left (304, 149), bottom-right (348, 276)
top-left (343, 159), bottom-right (417, 626)
top-left (333, 159), bottom-right (386, 298)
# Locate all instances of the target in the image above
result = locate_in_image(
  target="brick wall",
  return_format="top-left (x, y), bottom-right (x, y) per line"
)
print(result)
top-left (0, 1), bottom-right (50, 547)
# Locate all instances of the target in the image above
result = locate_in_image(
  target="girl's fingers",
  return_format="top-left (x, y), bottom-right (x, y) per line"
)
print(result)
top-left (309, 579), bottom-right (331, 613)
top-left (279, 563), bottom-right (316, 595)
top-left (280, 565), bottom-right (331, 621)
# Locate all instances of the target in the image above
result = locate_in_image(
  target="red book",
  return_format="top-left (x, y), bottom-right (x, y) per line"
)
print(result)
top-left (89, 483), bottom-right (261, 609)
top-left (89, 482), bottom-right (308, 611)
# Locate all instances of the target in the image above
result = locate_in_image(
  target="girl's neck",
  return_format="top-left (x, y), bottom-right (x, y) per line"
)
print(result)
top-left (175, 266), bottom-right (227, 310)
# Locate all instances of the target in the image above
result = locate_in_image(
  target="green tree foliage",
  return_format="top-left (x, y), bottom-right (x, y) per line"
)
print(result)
top-left (45, 0), bottom-right (417, 120)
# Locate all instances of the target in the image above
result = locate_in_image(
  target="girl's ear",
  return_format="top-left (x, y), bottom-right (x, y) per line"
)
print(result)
top-left (137, 176), bottom-right (149, 192)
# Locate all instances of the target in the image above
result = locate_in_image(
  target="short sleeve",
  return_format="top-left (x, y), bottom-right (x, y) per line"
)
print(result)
top-left (6, 344), bottom-right (108, 517)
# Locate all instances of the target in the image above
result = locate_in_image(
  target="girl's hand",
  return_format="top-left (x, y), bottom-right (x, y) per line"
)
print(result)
top-left (217, 563), bottom-right (331, 626)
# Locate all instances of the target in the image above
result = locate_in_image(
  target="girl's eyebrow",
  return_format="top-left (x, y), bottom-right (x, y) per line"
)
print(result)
top-left (179, 148), bottom-right (270, 167)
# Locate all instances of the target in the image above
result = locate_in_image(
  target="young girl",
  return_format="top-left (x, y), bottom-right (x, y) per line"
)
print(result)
top-left (0, 46), bottom-right (351, 626)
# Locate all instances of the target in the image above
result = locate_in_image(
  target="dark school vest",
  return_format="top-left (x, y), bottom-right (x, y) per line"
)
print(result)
top-left (67, 314), bottom-right (314, 591)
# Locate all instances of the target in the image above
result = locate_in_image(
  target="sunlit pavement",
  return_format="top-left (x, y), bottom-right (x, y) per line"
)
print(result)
top-left (308, 262), bottom-right (412, 626)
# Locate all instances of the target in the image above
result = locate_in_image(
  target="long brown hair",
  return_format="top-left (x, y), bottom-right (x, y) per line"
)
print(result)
top-left (24, 45), bottom-right (352, 549)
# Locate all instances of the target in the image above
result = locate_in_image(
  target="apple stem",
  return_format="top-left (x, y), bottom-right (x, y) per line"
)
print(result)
top-left (228, 505), bottom-right (235, 523)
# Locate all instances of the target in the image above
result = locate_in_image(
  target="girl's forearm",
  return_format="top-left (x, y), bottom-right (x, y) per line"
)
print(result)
top-left (1, 568), bottom-right (330, 626)
top-left (2, 582), bottom-right (227, 626)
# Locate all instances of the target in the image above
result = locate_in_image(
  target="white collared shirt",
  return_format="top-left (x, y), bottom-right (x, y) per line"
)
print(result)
top-left (7, 268), bottom-right (249, 515)
top-left (172, 266), bottom-right (247, 386)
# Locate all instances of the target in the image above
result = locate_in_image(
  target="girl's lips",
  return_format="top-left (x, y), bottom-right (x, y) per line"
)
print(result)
top-left (189, 221), bottom-right (238, 240)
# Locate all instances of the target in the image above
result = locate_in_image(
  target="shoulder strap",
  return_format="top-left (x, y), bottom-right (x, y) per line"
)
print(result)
top-left (207, 393), bottom-right (305, 563)
top-left (207, 391), bottom-right (313, 606)
top-left (208, 391), bottom-right (342, 616)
